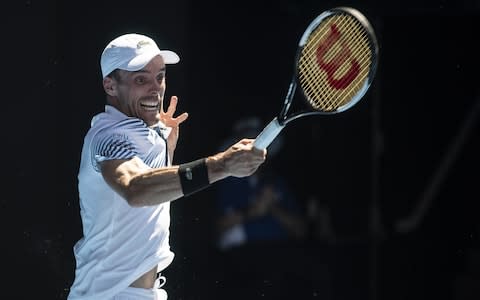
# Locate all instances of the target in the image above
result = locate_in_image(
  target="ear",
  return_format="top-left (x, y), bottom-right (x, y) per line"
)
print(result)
top-left (103, 77), bottom-right (117, 96)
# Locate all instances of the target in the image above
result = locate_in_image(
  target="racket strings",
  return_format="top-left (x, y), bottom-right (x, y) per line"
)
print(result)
top-left (332, 17), bottom-right (372, 104)
top-left (298, 13), bottom-right (373, 111)
top-left (318, 17), bottom-right (371, 109)
top-left (300, 15), bottom-right (368, 109)
top-left (302, 16), bottom-right (370, 109)
top-left (312, 30), bottom-right (370, 108)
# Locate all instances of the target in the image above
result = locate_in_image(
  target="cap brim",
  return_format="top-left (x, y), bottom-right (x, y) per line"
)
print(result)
top-left (159, 50), bottom-right (180, 64)
top-left (126, 49), bottom-right (180, 72)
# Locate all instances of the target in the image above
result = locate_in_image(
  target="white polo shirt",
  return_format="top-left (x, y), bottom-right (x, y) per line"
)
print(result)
top-left (68, 105), bottom-right (174, 300)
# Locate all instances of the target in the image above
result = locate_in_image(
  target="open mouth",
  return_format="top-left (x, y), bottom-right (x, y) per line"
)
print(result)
top-left (140, 101), bottom-right (160, 111)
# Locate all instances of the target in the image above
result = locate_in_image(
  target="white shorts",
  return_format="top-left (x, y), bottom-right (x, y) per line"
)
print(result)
top-left (113, 287), bottom-right (167, 300)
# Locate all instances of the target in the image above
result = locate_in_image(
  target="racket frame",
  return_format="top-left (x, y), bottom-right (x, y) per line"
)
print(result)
top-left (253, 7), bottom-right (379, 149)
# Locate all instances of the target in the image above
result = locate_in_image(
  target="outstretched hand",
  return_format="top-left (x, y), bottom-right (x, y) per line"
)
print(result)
top-left (159, 95), bottom-right (189, 156)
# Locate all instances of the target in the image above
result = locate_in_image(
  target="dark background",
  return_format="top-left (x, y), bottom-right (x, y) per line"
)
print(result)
top-left (2, 0), bottom-right (480, 299)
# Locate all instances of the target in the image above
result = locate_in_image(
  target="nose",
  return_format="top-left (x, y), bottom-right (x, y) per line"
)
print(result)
top-left (150, 79), bottom-right (165, 96)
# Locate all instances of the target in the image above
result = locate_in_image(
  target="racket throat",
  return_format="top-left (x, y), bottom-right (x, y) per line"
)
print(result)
top-left (279, 80), bottom-right (297, 119)
top-left (253, 117), bottom-right (285, 150)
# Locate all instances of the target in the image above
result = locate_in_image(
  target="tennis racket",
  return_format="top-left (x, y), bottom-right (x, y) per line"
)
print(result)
top-left (253, 7), bottom-right (379, 150)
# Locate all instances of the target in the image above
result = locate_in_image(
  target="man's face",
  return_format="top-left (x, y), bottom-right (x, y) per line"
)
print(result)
top-left (112, 55), bottom-right (167, 126)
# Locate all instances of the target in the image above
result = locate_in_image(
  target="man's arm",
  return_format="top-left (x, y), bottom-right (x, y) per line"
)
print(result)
top-left (100, 139), bottom-right (266, 207)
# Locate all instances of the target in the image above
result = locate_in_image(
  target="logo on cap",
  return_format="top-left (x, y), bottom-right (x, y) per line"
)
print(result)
top-left (137, 40), bottom-right (152, 49)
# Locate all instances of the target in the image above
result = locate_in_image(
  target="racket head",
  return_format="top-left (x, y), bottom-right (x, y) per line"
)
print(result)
top-left (295, 7), bottom-right (379, 114)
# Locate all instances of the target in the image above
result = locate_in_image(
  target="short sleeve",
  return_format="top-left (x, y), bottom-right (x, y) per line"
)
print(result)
top-left (91, 131), bottom-right (138, 171)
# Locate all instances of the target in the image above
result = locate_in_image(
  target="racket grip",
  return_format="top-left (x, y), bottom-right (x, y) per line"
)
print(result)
top-left (253, 117), bottom-right (285, 150)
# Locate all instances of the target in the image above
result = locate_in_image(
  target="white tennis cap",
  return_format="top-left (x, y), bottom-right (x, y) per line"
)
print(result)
top-left (100, 33), bottom-right (180, 78)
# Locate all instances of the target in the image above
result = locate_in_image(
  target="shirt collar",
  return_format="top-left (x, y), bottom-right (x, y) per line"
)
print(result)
top-left (90, 105), bottom-right (127, 127)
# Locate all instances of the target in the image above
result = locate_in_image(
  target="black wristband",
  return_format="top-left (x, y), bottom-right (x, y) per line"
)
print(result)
top-left (178, 158), bottom-right (209, 197)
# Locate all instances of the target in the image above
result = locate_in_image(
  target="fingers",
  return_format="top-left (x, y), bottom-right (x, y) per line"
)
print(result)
top-left (161, 96), bottom-right (189, 125)
top-left (176, 112), bottom-right (189, 124)
top-left (166, 96), bottom-right (178, 116)
top-left (251, 145), bottom-right (266, 159)
top-left (238, 138), bottom-right (255, 145)
top-left (236, 139), bottom-right (267, 158)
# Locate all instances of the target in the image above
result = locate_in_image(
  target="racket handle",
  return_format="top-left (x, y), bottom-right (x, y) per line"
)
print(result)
top-left (253, 117), bottom-right (285, 150)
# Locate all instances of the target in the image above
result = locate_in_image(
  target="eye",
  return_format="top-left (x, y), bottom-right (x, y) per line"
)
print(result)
top-left (135, 76), bottom-right (146, 84)
top-left (156, 72), bottom-right (165, 82)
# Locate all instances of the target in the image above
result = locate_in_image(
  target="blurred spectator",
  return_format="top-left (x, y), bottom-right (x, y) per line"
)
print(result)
top-left (209, 117), bottom-right (332, 300)
top-left (214, 117), bottom-right (307, 250)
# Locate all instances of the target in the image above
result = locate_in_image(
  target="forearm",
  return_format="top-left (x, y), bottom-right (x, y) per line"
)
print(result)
top-left (117, 154), bottom-right (230, 207)
top-left (128, 166), bottom-right (184, 206)
top-left (206, 154), bottom-right (229, 183)
top-left (103, 139), bottom-right (265, 207)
